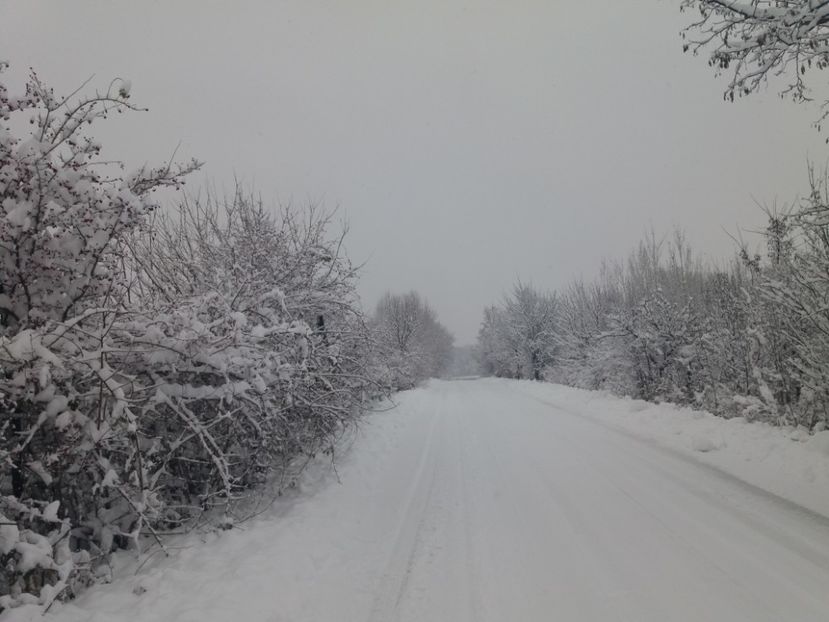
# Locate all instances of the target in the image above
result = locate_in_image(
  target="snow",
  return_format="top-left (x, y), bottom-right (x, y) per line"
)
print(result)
top-left (40, 502), bottom-right (61, 524)
top-left (27, 462), bottom-right (53, 486)
top-left (1, 329), bottom-right (62, 367)
top-left (5, 378), bottom-right (829, 622)
top-left (14, 533), bottom-right (54, 574)
top-left (514, 380), bottom-right (829, 517)
top-left (0, 516), bottom-right (19, 556)
top-left (117, 80), bottom-right (131, 99)
top-left (4, 201), bottom-right (31, 230)
top-left (690, 433), bottom-right (721, 452)
top-left (808, 430), bottom-right (829, 456)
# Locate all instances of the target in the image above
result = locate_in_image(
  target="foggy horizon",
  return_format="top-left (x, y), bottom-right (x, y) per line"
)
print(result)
top-left (2, 0), bottom-right (827, 345)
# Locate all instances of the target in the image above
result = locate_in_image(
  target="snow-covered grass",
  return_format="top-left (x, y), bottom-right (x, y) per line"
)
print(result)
top-left (511, 379), bottom-right (829, 518)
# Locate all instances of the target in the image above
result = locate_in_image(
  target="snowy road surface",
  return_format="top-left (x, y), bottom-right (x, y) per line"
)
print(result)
top-left (24, 379), bottom-right (829, 622)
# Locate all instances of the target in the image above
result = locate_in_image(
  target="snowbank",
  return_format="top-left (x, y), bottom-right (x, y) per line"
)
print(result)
top-left (510, 379), bottom-right (829, 518)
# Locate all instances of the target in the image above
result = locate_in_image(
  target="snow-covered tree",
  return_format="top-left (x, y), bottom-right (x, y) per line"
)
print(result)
top-left (477, 283), bottom-right (558, 380)
top-left (477, 226), bottom-right (828, 426)
top-left (477, 305), bottom-right (520, 378)
top-left (372, 291), bottom-right (454, 389)
top-left (503, 283), bottom-right (558, 380)
top-left (681, 1), bottom-right (829, 122)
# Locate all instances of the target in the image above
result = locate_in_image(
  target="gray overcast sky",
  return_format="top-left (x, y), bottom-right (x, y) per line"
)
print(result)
top-left (2, 1), bottom-right (826, 343)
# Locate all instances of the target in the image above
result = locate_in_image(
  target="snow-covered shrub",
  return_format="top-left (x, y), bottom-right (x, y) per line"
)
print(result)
top-left (0, 497), bottom-right (80, 612)
top-left (0, 66), bottom-right (197, 331)
top-left (125, 190), bottom-right (379, 510)
top-left (607, 290), bottom-right (703, 403)
top-left (755, 176), bottom-right (829, 428)
top-left (0, 65), bottom-right (380, 613)
top-left (0, 65), bottom-right (198, 610)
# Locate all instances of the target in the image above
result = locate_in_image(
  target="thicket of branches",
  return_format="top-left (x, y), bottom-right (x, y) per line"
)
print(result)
top-left (478, 208), bottom-right (829, 431)
top-left (372, 291), bottom-right (454, 389)
top-left (681, 0), bottom-right (829, 127)
top-left (0, 68), bottom-right (391, 612)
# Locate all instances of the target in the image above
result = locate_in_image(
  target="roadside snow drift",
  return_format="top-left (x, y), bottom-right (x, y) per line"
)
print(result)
top-left (514, 380), bottom-right (829, 518)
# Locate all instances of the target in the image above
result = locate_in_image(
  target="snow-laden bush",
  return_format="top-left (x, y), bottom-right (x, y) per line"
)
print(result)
top-left (125, 190), bottom-right (379, 507)
top-left (0, 66), bottom-right (197, 331)
top-left (0, 67), bottom-right (380, 612)
top-left (756, 174), bottom-right (829, 428)
top-left (0, 65), bottom-right (198, 610)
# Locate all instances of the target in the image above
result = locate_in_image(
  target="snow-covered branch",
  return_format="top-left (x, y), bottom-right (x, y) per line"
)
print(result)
top-left (682, 0), bottom-right (829, 116)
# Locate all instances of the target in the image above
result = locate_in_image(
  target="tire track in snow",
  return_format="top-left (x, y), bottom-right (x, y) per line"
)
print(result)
top-left (516, 385), bottom-right (829, 528)
top-left (521, 418), bottom-right (769, 620)
top-left (517, 386), bottom-right (829, 575)
top-left (463, 385), bottom-right (627, 621)
top-left (366, 383), bottom-right (485, 622)
top-left (513, 386), bottom-right (829, 620)
top-left (366, 397), bottom-right (443, 622)
top-left (454, 400), bottom-right (484, 622)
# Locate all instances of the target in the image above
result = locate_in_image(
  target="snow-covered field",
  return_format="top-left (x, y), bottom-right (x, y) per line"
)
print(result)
top-left (6, 378), bottom-right (829, 622)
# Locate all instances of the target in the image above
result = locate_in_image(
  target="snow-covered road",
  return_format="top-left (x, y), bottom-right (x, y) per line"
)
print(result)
top-left (19, 379), bottom-right (829, 622)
